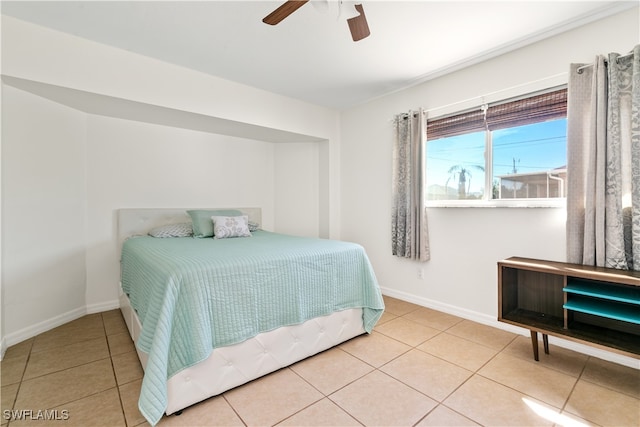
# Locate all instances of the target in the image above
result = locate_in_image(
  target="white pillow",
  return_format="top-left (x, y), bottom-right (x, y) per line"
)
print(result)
top-left (211, 215), bottom-right (252, 239)
top-left (148, 222), bottom-right (193, 238)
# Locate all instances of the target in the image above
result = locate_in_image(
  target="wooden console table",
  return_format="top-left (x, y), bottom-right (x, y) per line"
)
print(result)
top-left (498, 257), bottom-right (640, 361)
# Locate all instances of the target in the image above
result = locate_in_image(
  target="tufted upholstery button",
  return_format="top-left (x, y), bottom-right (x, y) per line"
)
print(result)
top-left (157, 307), bottom-right (366, 413)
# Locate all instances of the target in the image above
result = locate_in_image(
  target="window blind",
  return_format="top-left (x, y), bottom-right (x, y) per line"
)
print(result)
top-left (426, 88), bottom-right (567, 141)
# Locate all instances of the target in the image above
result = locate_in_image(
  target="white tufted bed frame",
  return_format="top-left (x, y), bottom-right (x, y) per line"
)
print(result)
top-left (117, 208), bottom-right (366, 416)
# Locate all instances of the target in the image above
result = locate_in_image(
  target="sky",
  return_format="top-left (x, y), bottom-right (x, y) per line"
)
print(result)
top-left (427, 118), bottom-right (567, 197)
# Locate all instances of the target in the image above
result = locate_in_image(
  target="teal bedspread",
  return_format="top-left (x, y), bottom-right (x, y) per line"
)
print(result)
top-left (120, 231), bottom-right (384, 425)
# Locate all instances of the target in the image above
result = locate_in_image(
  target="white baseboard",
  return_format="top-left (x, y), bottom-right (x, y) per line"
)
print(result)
top-left (0, 337), bottom-right (7, 361)
top-left (379, 287), bottom-right (640, 370)
top-left (0, 299), bottom-right (120, 361)
top-left (86, 299), bottom-right (120, 314)
top-left (1, 306), bottom-right (86, 360)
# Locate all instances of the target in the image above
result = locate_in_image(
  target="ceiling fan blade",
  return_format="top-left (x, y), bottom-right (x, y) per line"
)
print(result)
top-left (347, 4), bottom-right (370, 41)
top-left (263, 0), bottom-right (310, 25)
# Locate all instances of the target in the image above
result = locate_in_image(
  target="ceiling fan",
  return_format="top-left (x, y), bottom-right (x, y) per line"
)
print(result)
top-left (262, 0), bottom-right (370, 42)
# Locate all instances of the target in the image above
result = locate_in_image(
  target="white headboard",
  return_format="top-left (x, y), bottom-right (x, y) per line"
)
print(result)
top-left (117, 207), bottom-right (262, 247)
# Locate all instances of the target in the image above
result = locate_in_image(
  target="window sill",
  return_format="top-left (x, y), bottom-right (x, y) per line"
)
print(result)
top-left (426, 199), bottom-right (566, 208)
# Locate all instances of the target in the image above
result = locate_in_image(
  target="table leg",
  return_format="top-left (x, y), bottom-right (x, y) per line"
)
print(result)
top-left (530, 330), bottom-right (539, 361)
top-left (543, 333), bottom-right (549, 355)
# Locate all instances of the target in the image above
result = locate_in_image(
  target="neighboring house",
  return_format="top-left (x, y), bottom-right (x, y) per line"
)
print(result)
top-left (497, 166), bottom-right (567, 199)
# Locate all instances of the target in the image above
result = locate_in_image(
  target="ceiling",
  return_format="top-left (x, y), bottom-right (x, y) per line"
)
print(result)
top-left (1, 1), bottom-right (636, 110)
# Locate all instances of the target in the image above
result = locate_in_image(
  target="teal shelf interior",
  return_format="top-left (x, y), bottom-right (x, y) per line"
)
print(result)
top-left (564, 278), bottom-right (640, 306)
top-left (564, 295), bottom-right (640, 325)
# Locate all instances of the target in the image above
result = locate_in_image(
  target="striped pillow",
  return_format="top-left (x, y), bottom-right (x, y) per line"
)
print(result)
top-left (148, 222), bottom-right (193, 238)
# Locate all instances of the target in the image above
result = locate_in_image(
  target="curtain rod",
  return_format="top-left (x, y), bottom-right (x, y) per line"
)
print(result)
top-left (399, 111), bottom-right (425, 120)
top-left (576, 51), bottom-right (635, 74)
top-left (420, 73), bottom-right (566, 120)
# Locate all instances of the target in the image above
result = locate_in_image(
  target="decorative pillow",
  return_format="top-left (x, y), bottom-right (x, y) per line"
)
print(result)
top-left (248, 221), bottom-right (260, 232)
top-left (148, 222), bottom-right (193, 238)
top-left (187, 209), bottom-right (243, 238)
top-left (211, 215), bottom-right (252, 239)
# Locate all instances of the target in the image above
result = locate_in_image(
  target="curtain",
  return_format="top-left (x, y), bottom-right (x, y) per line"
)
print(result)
top-left (567, 45), bottom-right (640, 270)
top-left (392, 109), bottom-right (430, 261)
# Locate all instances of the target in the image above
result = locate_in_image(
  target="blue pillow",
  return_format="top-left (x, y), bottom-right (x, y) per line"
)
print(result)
top-left (187, 209), bottom-right (243, 238)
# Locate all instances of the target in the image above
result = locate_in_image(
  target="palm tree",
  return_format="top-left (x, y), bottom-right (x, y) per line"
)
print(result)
top-left (446, 164), bottom-right (485, 199)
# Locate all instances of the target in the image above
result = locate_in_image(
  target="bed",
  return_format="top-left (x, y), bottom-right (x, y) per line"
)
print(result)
top-left (117, 208), bottom-right (384, 426)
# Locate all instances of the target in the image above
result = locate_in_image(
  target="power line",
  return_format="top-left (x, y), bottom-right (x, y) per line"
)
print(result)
top-left (429, 135), bottom-right (565, 153)
top-left (494, 136), bottom-right (565, 150)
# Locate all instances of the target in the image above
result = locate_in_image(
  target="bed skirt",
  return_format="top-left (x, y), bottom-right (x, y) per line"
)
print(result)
top-left (119, 288), bottom-right (366, 415)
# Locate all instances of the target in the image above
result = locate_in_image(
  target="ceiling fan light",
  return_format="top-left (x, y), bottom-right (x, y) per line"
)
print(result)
top-left (339, 1), bottom-right (360, 20)
top-left (311, 0), bottom-right (329, 12)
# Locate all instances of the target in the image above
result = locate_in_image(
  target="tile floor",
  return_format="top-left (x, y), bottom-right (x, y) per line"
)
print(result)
top-left (1, 296), bottom-right (639, 426)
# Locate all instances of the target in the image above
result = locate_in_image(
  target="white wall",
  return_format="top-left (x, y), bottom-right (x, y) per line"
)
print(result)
top-left (1, 87), bottom-right (325, 340)
top-left (84, 115), bottom-right (279, 309)
top-left (0, 17), bottom-right (336, 141)
top-left (0, 16), bottom-right (341, 350)
top-left (340, 8), bottom-right (639, 328)
top-left (274, 142), bottom-right (321, 237)
top-left (2, 85), bottom-right (88, 337)
top-left (1, 52), bottom-right (4, 350)
top-left (1, 15), bottom-right (342, 238)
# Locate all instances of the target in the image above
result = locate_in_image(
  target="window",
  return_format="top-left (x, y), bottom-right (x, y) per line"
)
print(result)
top-left (426, 88), bottom-right (567, 204)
